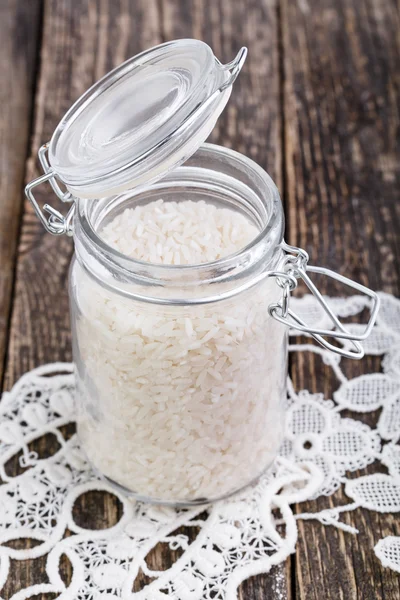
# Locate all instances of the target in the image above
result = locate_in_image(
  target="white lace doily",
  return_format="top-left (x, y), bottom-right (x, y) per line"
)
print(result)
top-left (1, 292), bottom-right (399, 599)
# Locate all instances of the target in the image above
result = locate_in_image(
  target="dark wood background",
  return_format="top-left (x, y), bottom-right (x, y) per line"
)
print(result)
top-left (1, 0), bottom-right (399, 597)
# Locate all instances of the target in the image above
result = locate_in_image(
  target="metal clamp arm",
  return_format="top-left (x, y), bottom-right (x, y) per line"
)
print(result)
top-left (269, 243), bottom-right (380, 359)
top-left (24, 145), bottom-right (75, 236)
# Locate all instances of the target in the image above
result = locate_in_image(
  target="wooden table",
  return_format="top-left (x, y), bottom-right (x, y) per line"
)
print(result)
top-left (1, 0), bottom-right (399, 597)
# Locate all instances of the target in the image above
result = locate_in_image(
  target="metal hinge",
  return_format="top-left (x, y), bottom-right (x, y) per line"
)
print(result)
top-left (24, 143), bottom-right (75, 236)
top-left (269, 242), bottom-right (380, 359)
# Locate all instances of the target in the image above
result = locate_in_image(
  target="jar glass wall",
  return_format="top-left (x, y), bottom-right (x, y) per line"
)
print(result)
top-left (69, 144), bottom-right (288, 505)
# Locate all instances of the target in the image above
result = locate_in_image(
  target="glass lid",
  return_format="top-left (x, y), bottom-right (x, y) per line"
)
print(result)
top-left (48, 39), bottom-right (247, 199)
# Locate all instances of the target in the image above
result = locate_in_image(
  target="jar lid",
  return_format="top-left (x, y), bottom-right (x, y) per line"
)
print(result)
top-left (47, 39), bottom-right (247, 199)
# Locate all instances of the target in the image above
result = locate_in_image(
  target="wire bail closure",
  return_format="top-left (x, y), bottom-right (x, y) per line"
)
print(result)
top-left (269, 242), bottom-right (380, 359)
top-left (25, 144), bottom-right (75, 236)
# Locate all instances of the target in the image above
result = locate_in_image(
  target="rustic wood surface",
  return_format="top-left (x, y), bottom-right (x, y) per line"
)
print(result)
top-left (0, 0), bottom-right (42, 388)
top-left (283, 1), bottom-right (400, 599)
top-left (0, 0), bottom-right (399, 598)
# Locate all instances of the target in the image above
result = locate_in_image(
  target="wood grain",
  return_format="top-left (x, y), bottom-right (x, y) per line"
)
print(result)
top-left (1, 0), bottom-right (399, 597)
top-left (161, 1), bottom-right (287, 594)
top-left (2, 0), bottom-right (288, 597)
top-left (282, 0), bottom-right (400, 598)
top-left (0, 0), bottom-right (42, 387)
top-left (2, 0), bottom-right (161, 596)
top-left (3, 0), bottom-right (163, 392)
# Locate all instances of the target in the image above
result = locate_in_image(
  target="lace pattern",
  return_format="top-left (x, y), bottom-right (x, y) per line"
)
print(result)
top-left (0, 292), bottom-right (399, 599)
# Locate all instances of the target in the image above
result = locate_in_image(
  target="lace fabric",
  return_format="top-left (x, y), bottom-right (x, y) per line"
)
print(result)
top-left (0, 292), bottom-right (399, 599)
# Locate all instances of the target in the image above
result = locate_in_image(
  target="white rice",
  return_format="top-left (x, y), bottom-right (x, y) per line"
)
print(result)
top-left (100, 199), bottom-right (259, 264)
top-left (73, 199), bottom-right (286, 502)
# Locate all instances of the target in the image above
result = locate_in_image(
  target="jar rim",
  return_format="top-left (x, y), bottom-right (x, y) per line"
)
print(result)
top-left (73, 143), bottom-right (284, 298)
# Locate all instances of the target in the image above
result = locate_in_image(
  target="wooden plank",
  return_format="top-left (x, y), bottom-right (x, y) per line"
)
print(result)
top-left (3, 0), bottom-right (162, 391)
top-left (137, 1), bottom-right (290, 598)
top-left (2, 0), bottom-right (289, 598)
top-left (282, 0), bottom-right (400, 598)
top-left (133, 0), bottom-right (291, 600)
top-left (2, 1), bottom-right (162, 597)
top-left (0, 0), bottom-right (42, 386)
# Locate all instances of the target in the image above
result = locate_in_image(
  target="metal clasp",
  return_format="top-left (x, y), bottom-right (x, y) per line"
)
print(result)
top-left (269, 242), bottom-right (380, 359)
top-left (24, 144), bottom-right (75, 236)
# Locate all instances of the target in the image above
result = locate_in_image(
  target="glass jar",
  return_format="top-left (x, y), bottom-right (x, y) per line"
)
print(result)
top-left (70, 144), bottom-right (286, 503)
top-left (25, 39), bottom-right (379, 505)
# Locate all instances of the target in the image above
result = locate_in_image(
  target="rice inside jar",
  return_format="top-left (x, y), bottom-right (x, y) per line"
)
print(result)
top-left (70, 144), bottom-right (287, 504)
